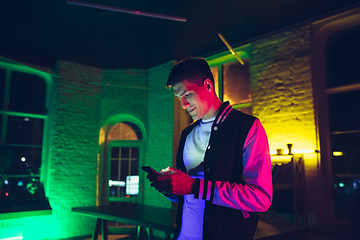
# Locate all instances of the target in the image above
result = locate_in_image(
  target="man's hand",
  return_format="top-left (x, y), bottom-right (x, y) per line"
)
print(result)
top-left (149, 167), bottom-right (195, 196)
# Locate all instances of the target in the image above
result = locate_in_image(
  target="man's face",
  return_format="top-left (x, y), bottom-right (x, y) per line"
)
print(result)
top-left (173, 79), bottom-right (211, 120)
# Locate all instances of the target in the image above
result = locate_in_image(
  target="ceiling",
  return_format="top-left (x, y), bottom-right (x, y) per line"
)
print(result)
top-left (0, 0), bottom-right (359, 69)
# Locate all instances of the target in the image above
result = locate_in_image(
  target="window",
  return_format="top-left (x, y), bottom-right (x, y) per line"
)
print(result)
top-left (101, 120), bottom-right (146, 231)
top-left (106, 122), bottom-right (144, 202)
top-left (0, 62), bottom-right (51, 214)
top-left (326, 25), bottom-right (360, 222)
top-left (208, 55), bottom-right (252, 115)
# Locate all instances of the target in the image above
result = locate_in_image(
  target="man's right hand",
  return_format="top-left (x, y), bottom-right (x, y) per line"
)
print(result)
top-left (149, 167), bottom-right (195, 196)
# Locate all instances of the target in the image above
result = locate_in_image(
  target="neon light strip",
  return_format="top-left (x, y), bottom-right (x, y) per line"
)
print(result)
top-left (66, 0), bottom-right (186, 22)
top-left (218, 33), bottom-right (244, 65)
top-left (1, 236), bottom-right (23, 240)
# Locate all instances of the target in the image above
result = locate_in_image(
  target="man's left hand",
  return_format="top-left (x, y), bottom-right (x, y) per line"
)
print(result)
top-left (150, 167), bottom-right (195, 196)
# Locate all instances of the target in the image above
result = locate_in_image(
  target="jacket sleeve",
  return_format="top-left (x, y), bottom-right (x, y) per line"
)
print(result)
top-left (192, 119), bottom-right (273, 213)
top-left (167, 194), bottom-right (179, 202)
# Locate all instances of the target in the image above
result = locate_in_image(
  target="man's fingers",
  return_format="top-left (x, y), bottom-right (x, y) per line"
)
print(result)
top-left (151, 179), bottom-right (171, 188)
top-left (167, 167), bottom-right (181, 174)
top-left (157, 174), bottom-right (173, 181)
top-left (151, 180), bottom-right (172, 192)
top-left (147, 174), bottom-right (158, 182)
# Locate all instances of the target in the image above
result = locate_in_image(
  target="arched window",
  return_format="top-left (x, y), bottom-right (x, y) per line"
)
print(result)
top-left (99, 116), bottom-right (146, 205)
top-left (108, 122), bottom-right (142, 141)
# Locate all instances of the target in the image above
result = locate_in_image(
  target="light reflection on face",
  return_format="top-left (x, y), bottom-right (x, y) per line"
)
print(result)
top-left (173, 80), bottom-right (211, 120)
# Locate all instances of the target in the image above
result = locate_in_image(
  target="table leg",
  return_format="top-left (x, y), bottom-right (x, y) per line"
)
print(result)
top-left (146, 228), bottom-right (154, 240)
top-left (137, 226), bottom-right (141, 240)
top-left (101, 219), bottom-right (108, 240)
top-left (92, 219), bottom-right (101, 240)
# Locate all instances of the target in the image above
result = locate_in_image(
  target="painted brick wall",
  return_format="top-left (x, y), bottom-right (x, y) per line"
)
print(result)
top-left (44, 60), bottom-right (103, 238)
top-left (145, 61), bottom-right (174, 208)
top-left (101, 69), bottom-right (148, 126)
top-left (250, 25), bottom-right (316, 153)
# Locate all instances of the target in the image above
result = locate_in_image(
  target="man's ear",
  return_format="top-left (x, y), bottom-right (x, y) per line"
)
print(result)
top-left (203, 79), bottom-right (213, 91)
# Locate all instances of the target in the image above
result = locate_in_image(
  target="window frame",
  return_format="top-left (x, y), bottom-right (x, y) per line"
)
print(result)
top-left (0, 61), bottom-right (53, 215)
top-left (99, 115), bottom-right (147, 205)
top-left (311, 8), bottom-right (360, 223)
top-left (107, 140), bottom-right (145, 203)
top-left (206, 49), bottom-right (252, 112)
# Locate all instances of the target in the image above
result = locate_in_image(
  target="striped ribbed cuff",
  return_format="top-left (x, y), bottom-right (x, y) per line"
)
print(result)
top-left (193, 179), bottom-right (214, 201)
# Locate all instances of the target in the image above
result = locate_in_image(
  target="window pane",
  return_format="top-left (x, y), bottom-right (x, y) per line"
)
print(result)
top-left (108, 122), bottom-right (142, 140)
top-left (126, 175), bottom-right (139, 195)
top-left (109, 159), bottom-right (120, 197)
top-left (0, 68), bottom-right (6, 110)
top-left (331, 132), bottom-right (360, 175)
top-left (111, 147), bottom-right (120, 158)
top-left (326, 26), bottom-right (360, 88)
top-left (223, 60), bottom-right (251, 105)
top-left (110, 159), bottom-right (119, 180)
top-left (130, 147), bottom-right (139, 176)
top-left (333, 175), bottom-right (360, 220)
top-left (328, 90), bottom-right (360, 132)
top-left (124, 122), bottom-right (142, 140)
top-left (131, 147), bottom-right (139, 159)
top-left (1, 175), bottom-right (43, 213)
top-left (6, 146), bottom-right (42, 175)
top-left (130, 161), bottom-right (138, 176)
top-left (121, 147), bottom-right (130, 158)
top-left (109, 146), bottom-right (139, 199)
top-left (6, 116), bottom-right (44, 145)
top-left (9, 71), bottom-right (46, 114)
top-left (120, 160), bottom-right (129, 182)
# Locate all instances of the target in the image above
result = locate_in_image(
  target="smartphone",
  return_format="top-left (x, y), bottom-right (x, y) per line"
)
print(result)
top-left (141, 166), bottom-right (160, 176)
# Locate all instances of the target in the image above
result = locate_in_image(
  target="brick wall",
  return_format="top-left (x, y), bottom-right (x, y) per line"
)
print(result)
top-left (101, 69), bottom-right (148, 126)
top-left (249, 26), bottom-right (319, 222)
top-left (251, 25), bottom-right (316, 153)
top-left (45, 60), bottom-right (103, 238)
top-left (145, 61), bottom-right (174, 208)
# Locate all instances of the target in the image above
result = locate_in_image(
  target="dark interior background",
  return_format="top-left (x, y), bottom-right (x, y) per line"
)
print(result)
top-left (1, 0), bottom-right (359, 69)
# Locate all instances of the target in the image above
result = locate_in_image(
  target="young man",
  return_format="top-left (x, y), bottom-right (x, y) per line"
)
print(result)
top-left (148, 57), bottom-right (272, 240)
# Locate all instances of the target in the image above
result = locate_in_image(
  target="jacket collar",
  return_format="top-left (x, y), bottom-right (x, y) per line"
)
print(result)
top-left (189, 101), bottom-right (233, 130)
top-left (213, 101), bottom-right (233, 125)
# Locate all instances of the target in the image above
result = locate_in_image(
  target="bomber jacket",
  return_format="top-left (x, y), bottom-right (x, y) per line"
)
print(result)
top-left (173, 102), bottom-right (272, 240)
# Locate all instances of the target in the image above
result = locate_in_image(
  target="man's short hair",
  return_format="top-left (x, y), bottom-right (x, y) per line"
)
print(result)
top-left (166, 57), bottom-right (214, 88)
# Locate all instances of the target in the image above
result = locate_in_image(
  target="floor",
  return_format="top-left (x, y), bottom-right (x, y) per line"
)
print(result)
top-left (83, 235), bottom-right (136, 240)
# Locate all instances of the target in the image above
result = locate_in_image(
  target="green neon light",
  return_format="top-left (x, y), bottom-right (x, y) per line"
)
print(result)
top-left (207, 51), bottom-right (250, 66)
top-left (206, 43), bottom-right (252, 67)
top-left (232, 102), bottom-right (252, 109)
top-left (0, 236), bottom-right (23, 240)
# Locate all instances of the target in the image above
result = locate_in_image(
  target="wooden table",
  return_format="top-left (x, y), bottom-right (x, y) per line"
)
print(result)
top-left (72, 203), bottom-right (176, 240)
top-left (72, 203), bottom-right (310, 240)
